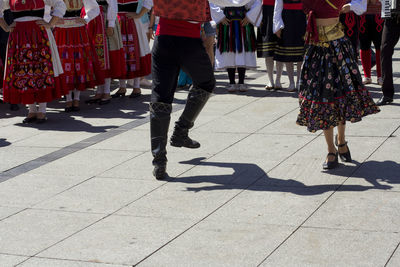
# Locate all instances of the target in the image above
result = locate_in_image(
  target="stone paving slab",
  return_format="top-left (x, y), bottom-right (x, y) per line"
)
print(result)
top-left (0, 209), bottom-right (103, 255)
top-left (37, 215), bottom-right (194, 266)
top-left (0, 254), bottom-right (29, 267)
top-left (0, 206), bottom-right (24, 220)
top-left (260, 227), bottom-right (400, 267)
top-left (19, 258), bottom-right (127, 267)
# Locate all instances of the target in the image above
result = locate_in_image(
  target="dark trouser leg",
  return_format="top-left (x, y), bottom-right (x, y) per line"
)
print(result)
top-left (381, 18), bottom-right (400, 98)
top-left (227, 68), bottom-right (236, 84)
top-left (150, 35), bottom-right (180, 179)
top-left (171, 37), bottom-right (215, 148)
top-left (238, 68), bottom-right (246, 84)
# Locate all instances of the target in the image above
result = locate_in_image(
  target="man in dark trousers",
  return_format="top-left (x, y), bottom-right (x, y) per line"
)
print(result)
top-left (150, 1), bottom-right (215, 180)
top-left (0, 10), bottom-right (18, 111)
top-left (377, 7), bottom-right (400, 106)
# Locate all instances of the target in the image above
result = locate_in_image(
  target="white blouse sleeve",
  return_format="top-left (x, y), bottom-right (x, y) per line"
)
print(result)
top-left (272, 0), bottom-right (284, 33)
top-left (349, 0), bottom-right (367, 15)
top-left (106, 0), bottom-right (117, 27)
top-left (83, 0), bottom-right (100, 23)
top-left (210, 3), bottom-right (226, 24)
top-left (44, 0), bottom-right (67, 18)
top-left (142, 0), bottom-right (153, 10)
top-left (245, 0), bottom-right (262, 27)
top-left (209, 0), bottom-right (252, 6)
top-left (0, 0), bottom-right (10, 18)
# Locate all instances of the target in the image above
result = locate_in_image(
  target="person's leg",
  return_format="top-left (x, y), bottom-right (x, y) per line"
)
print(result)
top-left (380, 18), bottom-right (400, 102)
top-left (130, 77), bottom-right (141, 98)
top-left (275, 61), bottom-right (283, 89)
top-left (103, 78), bottom-right (111, 99)
top-left (65, 91), bottom-right (73, 111)
top-left (285, 62), bottom-right (295, 91)
top-left (73, 89), bottom-right (80, 111)
top-left (265, 57), bottom-right (274, 89)
top-left (113, 79), bottom-right (127, 97)
top-left (323, 128), bottom-right (338, 169)
top-left (150, 35), bottom-right (180, 180)
top-left (37, 102), bottom-right (47, 122)
top-left (23, 104), bottom-right (38, 123)
top-left (336, 121), bottom-right (351, 162)
top-left (296, 61), bottom-right (302, 90)
top-left (237, 67), bottom-right (247, 92)
top-left (227, 68), bottom-right (236, 92)
top-left (372, 14), bottom-right (384, 84)
top-left (172, 37), bottom-right (215, 149)
top-left (359, 15), bottom-right (372, 83)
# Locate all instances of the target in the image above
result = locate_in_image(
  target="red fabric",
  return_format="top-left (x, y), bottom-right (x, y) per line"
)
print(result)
top-left (118, 13), bottom-right (150, 79)
top-left (0, 59), bottom-right (4, 89)
top-left (360, 49), bottom-right (371, 78)
top-left (376, 49), bottom-right (381, 78)
top-left (3, 21), bottom-right (61, 104)
top-left (153, 0), bottom-right (211, 22)
top-left (53, 24), bottom-right (99, 94)
top-left (263, 0), bottom-right (275, 5)
top-left (366, 2), bottom-right (381, 14)
top-left (9, 0), bottom-right (44, 11)
top-left (303, 0), bottom-right (347, 43)
top-left (85, 6), bottom-right (126, 79)
top-left (156, 18), bottom-right (201, 38)
top-left (283, 3), bottom-right (302, 10)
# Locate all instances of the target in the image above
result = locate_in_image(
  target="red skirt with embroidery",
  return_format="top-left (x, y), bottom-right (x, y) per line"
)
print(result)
top-left (53, 23), bottom-right (102, 94)
top-left (86, 6), bottom-right (126, 79)
top-left (3, 21), bottom-right (62, 104)
top-left (118, 13), bottom-right (151, 79)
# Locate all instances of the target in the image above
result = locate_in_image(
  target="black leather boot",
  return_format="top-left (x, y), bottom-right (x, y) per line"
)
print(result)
top-left (150, 102), bottom-right (172, 180)
top-left (170, 87), bottom-right (211, 148)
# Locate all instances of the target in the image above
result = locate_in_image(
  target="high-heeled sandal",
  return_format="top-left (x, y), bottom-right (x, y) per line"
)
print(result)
top-left (335, 134), bottom-right (352, 162)
top-left (322, 152), bottom-right (339, 170)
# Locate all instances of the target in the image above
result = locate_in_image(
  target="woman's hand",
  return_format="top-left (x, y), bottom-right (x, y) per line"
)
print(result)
top-left (127, 12), bottom-right (141, 20)
top-left (241, 17), bottom-right (250, 26)
top-left (275, 28), bottom-right (282, 38)
top-left (36, 20), bottom-right (53, 28)
top-left (5, 22), bottom-right (16, 32)
top-left (220, 17), bottom-right (230, 25)
top-left (106, 27), bottom-right (114, 37)
top-left (74, 17), bottom-right (87, 24)
top-left (340, 4), bottom-right (351, 14)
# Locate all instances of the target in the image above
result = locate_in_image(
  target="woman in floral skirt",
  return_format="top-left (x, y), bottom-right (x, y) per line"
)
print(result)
top-left (297, 0), bottom-right (380, 169)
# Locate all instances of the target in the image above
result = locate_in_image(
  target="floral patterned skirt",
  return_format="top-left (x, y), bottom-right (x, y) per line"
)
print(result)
top-left (53, 23), bottom-right (100, 94)
top-left (3, 21), bottom-right (61, 104)
top-left (296, 37), bottom-right (380, 132)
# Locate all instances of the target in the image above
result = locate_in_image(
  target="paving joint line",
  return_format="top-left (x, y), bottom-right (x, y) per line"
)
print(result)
top-left (256, 125), bottom-right (400, 266)
top-left (385, 241), bottom-right (400, 266)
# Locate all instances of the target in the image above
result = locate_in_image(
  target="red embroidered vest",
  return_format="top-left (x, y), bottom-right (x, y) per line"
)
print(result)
top-left (153, 0), bottom-right (211, 22)
top-left (10, 0), bottom-right (45, 12)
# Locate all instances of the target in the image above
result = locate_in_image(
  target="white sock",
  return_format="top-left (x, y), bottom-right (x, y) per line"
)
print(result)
top-left (265, 57), bottom-right (274, 86)
top-left (286, 62), bottom-right (295, 86)
top-left (96, 84), bottom-right (105, 95)
top-left (296, 61), bottom-right (302, 87)
top-left (275, 61), bottom-right (283, 85)
top-left (120, 79), bottom-right (127, 88)
top-left (28, 103), bottom-right (38, 113)
top-left (133, 77), bottom-right (140, 88)
top-left (66, 91), bottom-right (73, 102)
top-left (104, 78), bottom-right (111, 94)
top-left (73, 89), bottom-right (80, 101)
top-left (38, 102), bottom-right (47, 114)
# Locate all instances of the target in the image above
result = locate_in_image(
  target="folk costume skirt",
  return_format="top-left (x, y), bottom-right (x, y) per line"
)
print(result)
top-left (3, 19), bottom-right (63, 104)
top-left (256, 4), bottom-right (277, 58)
top-left (296, 24), bottom-right (380, 132)
top-left (53, 19), bottom-right (100, 94)
top-left (86, 6), bottom-right (126, 79)
top-left (274, 8), bottom-right (306, 62)
top-left (118, 12), bottom-right (151, 79)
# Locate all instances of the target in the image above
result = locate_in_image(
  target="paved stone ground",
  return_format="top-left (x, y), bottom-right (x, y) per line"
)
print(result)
top-left (0, 43), bottom-right (399, 267)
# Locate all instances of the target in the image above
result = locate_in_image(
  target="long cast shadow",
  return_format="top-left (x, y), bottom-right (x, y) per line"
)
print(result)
top-left (169, 157), bottom-right (393, 195)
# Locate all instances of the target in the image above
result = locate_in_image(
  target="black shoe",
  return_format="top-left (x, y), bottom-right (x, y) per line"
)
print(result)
top-left (72, 106), bottom-right (80, 112)
top-left (322, 152), bottom-right (339, 170)
top-left (153, 164), bottom-right (167, 180)
top-left (10, 104), bottom-right (19, 111)
top-left (22, 116), bottom-right (37, 124)
top-left (36, 117), bottom-right (47, 124)
top-left (129, 92), bottom-right (142, 98)
top-left (376, 96), bottom-right (393, 106)
top-left (65, 106), bottom-right (74, 112)
top-left (85, 98), bottom-right (101, 104)
top-left (170, 125), bottom-right (200, 148)
top-left (335, 134), bottom-right (352, 162)
top-left (99, 98), bottom-right (111, 105)
top-left (111, 92), bottom-right (126, 98)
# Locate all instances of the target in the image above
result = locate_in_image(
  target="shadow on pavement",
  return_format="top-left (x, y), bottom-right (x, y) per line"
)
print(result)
top-left (0, 138), bottom-right (11, 147)
top-left (169, 157), bottom-right (396, 195)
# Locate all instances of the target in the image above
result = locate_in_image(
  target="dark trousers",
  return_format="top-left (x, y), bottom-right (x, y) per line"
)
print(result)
top-left (381, 16), bottom-right (400, 98)
top-left (151, 35), bottom-right (215, 104)
top-left (340, 12), bottom-right (360, 57)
